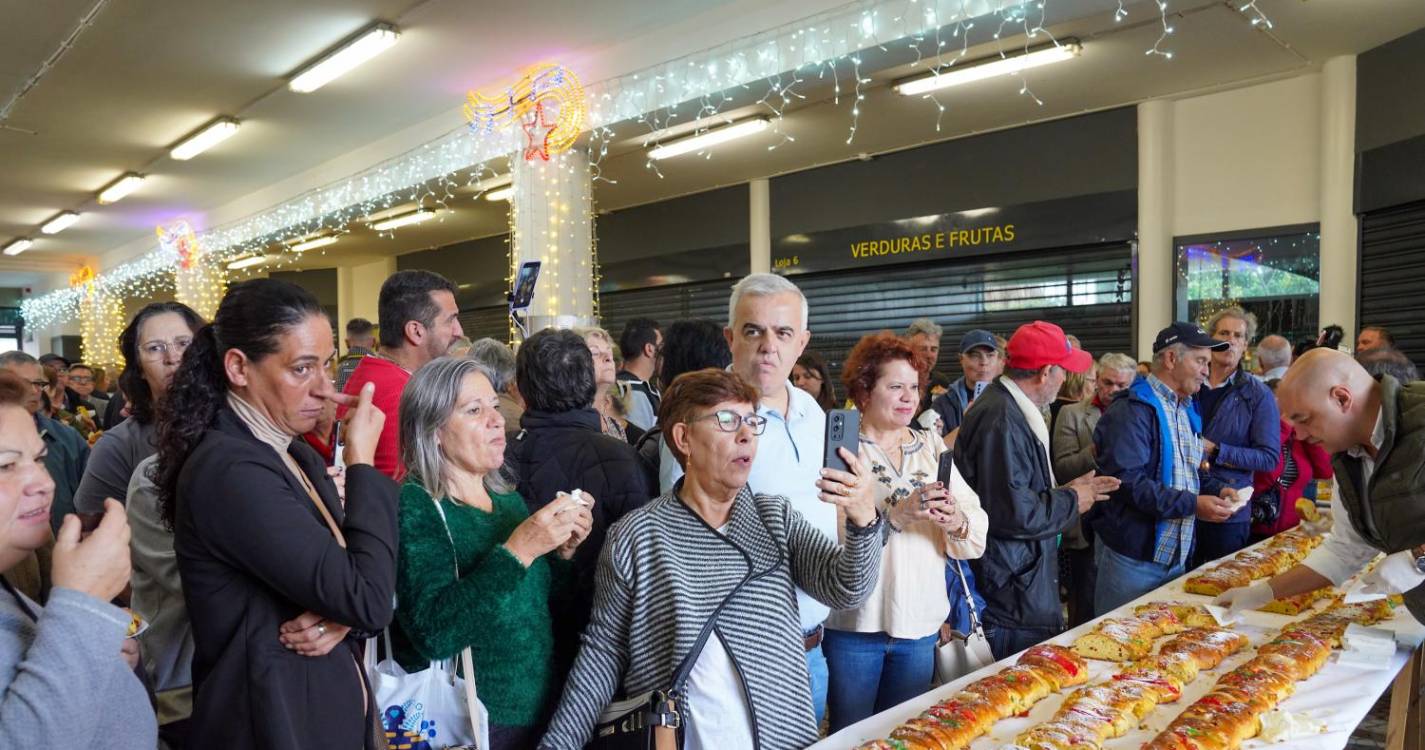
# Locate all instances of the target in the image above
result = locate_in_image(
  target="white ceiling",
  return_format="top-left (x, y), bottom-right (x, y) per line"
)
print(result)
top-left (2, 0), bottom-right (1424, 288)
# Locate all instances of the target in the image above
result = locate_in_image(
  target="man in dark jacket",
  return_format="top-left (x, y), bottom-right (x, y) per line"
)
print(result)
top-left (930, 329), bottom-right (1001, 437)
top-left (1091, 323), bottom-right (1241, 615)
top-left (505, 328), bottom-right (653, 674)
top-left (1193, 307), bottom-right (1281, 567)
top-left (1216, 350), bottom-right (1425, 620)
top-left (955, 321), bottom-right (1117, 658)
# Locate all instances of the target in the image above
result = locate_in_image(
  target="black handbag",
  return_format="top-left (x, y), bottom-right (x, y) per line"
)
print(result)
top-left (587, 558), bottom-right (753, 750)
top-left (1250, 484), bottom-right (1282, 526)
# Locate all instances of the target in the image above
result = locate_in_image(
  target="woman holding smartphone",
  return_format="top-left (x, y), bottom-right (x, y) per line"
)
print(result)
top-left (156, 279), bottom-right (398, 750)
top-left (823, 332), bottom-right (988, 732)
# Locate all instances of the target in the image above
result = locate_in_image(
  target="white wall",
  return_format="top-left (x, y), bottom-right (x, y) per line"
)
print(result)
top-left (1171, 74), bottom-right (1322, 237)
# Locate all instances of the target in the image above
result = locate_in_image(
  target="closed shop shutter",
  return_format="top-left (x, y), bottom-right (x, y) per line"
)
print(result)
top-left (601, 243), bottom-right (1133, 382)
top-left (1359, 200), bottom-right (1425, 364)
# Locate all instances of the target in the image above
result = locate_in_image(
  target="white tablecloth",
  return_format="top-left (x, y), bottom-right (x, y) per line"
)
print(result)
top-left (812, 535), bottom-right (1424, 750)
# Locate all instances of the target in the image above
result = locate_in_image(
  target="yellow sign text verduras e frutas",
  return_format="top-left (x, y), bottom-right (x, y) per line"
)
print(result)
top-left (850, 224), bottom-right (1016, 259)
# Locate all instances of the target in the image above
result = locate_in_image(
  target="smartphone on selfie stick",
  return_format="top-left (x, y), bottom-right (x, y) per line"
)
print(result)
top-left (823, 408), bottom-right (861, 474)
top-left (508, 261), bottom-right (542, 340)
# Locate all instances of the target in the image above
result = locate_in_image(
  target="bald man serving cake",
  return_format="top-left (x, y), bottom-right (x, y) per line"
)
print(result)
top-left (1216, 348), bottom-right (1425, 622)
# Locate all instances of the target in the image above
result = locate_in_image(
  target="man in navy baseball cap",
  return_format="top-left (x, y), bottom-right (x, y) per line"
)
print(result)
top-left (1090, 321), bottom-right (1241, 615)
top-left (927, 329), bottom-right (1005, 437)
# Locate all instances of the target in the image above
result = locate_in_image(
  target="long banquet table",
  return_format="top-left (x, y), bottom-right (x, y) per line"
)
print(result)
top-left (812, 534), bottom-right (1425, 750)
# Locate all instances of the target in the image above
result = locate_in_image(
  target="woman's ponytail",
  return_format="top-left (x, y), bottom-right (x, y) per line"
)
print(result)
top-left (155, 323), bottom-right (227, 529)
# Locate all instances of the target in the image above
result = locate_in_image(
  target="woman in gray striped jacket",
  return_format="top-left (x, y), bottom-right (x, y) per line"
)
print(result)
top-left (540, 368), bottom-right (885, 750)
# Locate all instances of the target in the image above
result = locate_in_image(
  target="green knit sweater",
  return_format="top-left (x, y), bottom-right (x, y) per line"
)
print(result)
top-left (392, 481), bottom-right (566, 728)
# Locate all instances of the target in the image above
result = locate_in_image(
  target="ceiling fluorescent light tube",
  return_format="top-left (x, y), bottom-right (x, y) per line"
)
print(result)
top-left (484, 186), bottom-right (514, 202)
top-left (171, 118), bottom-right (241, 160)
top-left (371, 209), bottom-right (435, 231)
top-left (41, 211), bottom-right (80, 235)
top-left (226, 255), bottom-right (269, 270)
top-left (97, 173), bottom-right (145, 204)
top-left (647, 118), bottom-right (770, 160)
top-left (290, 235), bottom-right (338, 252)
top-left (3, 238), bottom-right (32, 256)
top-left (895, 41), bottom-right (1082, 96)
top-left (289, 23), bottom-right (400, 93)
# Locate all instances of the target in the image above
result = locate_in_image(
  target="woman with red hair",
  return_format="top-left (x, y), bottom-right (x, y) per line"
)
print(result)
top-left (823, 332), bottom-right (988, 731)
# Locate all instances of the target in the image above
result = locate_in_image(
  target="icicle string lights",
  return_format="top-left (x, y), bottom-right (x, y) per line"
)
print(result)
top-left (21, 0), bottom-right (1271, 328)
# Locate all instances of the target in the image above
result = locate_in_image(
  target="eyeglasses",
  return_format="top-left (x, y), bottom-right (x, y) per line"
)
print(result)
top-left (27, 380), bottom-right (48, 391)
top-left (140, 337), bottom-right (193, 361)
top-left (69, 376), bottom-right (94, 384)
top-left (691, 409), bottom-right (767, 435)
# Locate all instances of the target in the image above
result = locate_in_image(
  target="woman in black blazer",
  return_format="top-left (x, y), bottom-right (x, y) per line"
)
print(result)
top-left (155, 278), bottom-right (397, 750)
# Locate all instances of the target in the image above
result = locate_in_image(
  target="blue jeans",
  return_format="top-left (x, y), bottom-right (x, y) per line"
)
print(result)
top-left (823, 629), bottom-right (937, 732)
top-left (806, 642), bottom-right (828, 727)
top-left (1093, 538), bottom-right (1185, 616)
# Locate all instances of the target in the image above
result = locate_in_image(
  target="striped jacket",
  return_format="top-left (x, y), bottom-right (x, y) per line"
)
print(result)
top-left (539, 485), bottom-right (884, 749)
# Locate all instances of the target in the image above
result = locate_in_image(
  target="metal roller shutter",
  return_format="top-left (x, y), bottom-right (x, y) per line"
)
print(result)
top-left (458, 305), bottom-right (514, 344)
top-left (1360, 200), bottom-right (1425, 364)
top-left (600, 243), bottom-right (1133, 381)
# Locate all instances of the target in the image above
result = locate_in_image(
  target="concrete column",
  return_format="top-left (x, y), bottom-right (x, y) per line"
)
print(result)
top-left (337, 257), bottom-right (396, 354)
top-left (749, 178), bottom-right (771, 274)
top-left (511, 148), bottom-right (595, 331)
top-left (1318, 56), bottom-right (1359, 340)
top-left (1137, 99), bottom-right (1176, 359)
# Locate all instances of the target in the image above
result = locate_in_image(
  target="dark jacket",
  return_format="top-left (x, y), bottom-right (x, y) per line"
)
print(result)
top-left (504, 408), bottom-right (653, 671)
top-left (1332, 375), bottom-right (1425, 623)
top-left (1196, 371), bottom-right (1281, 522)
top-left (36, 413), bottom-right (89, 535)
top-left (1091, 380), bottom-right (1227, 563)
top-left (929, 377), bottom-right (973, 436)
top-left (175, 409), bottom-right (398, 750)
top-left (953, 380), bottom-right (1078, 630)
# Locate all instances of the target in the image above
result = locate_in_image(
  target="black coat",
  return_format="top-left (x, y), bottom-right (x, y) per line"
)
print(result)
top-left (175, 408), bottom-right (398, 750)
top-left (954, 381), bottom-right (1079, 630)
top-left (504, 408), bottom-right (653, 669)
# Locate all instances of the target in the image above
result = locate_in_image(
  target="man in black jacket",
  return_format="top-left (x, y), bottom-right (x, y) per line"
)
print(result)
top-left (955, 321), bottom-right (1119, 658)
top-left (504, 328), bottom-right (654, 674)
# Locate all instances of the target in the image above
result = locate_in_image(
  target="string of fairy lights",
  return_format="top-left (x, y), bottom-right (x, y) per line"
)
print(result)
top-left (20, 0), bottom-right (1276, 333)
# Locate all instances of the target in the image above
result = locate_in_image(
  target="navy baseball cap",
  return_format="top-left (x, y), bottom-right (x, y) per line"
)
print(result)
top-left (959, 329), bottom-right (997, 354)
top-left (1153, 321), bottom-right (1231, 353)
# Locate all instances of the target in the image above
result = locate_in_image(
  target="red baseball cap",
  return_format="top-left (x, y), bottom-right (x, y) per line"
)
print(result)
top-left (1006, 321), bottom-right (1093, 373)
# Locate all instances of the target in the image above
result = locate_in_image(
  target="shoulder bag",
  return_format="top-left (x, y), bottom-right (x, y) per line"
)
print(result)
top-left (934, 558), bottom-right (996, 686)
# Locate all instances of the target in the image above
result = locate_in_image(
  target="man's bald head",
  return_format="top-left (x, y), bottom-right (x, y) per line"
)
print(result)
top-left (1277, 348), bottom-right (1381, 454)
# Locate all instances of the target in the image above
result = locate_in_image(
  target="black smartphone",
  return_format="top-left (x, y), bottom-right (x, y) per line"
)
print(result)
top-left (936, 450), bottom-right (957, 487)
top-left (510, 261), bottom-right (542, 309)
top-left (823, 408), bottom-right (861, 474)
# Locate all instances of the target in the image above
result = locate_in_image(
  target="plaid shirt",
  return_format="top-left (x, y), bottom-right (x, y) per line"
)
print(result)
top-left (1148, 374), bottom-right (1202, 567)
top-left (334, 347), bottom-right (372, 393)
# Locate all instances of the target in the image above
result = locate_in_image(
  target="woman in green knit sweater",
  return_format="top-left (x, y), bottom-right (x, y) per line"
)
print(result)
top-left (393, 357), bottom-right (594, 749)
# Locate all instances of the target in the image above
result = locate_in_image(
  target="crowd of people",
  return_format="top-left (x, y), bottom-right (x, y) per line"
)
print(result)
top-left (0, 266), bottom-right (1422, 750)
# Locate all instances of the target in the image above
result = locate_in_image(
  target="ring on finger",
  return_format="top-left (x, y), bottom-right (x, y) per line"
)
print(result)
top-left (316, 623), bottom-right (327, 637)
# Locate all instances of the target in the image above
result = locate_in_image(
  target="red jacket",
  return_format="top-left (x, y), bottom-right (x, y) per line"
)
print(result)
top-left (1251, 419), bottom-right (1333, 537)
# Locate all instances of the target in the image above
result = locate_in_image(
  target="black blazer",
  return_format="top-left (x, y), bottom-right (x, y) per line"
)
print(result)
top-left (175, 407), bottom-right (397, 750)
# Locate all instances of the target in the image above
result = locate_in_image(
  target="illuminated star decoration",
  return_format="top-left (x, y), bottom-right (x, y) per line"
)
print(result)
top-left (521, 101), bottom-right (559, 161)
top-left (156, 220), bottom-right (201, 269)
top-left (465, 64), bottom-right (587, 161)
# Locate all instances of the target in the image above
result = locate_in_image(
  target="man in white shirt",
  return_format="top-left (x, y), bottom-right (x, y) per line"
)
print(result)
top-left (1217, 348), bottom-right (1425, 621)
top-left (661, 272), bottom-right (873, 725)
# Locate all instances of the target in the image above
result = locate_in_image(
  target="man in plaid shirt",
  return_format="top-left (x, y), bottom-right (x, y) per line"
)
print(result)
top-left (1090, 322), bottom-right (1244, 615)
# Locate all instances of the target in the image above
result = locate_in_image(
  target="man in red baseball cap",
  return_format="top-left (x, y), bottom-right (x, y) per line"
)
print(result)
top-left (953, 321), bottom-right (1119, 658)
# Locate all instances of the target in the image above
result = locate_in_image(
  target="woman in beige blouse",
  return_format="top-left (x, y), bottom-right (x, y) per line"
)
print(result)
top-left (824, 331), bottom-right (988, 732)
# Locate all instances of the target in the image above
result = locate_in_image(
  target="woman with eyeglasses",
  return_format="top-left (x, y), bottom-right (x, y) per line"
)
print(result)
top-left (540, 369), bottom-right (884, 750)
top-left (74, 302), bottom-right (204, 516)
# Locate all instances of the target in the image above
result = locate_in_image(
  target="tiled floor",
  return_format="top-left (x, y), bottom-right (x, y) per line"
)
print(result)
top-left (1347, 693), bottom-right (1392, 750)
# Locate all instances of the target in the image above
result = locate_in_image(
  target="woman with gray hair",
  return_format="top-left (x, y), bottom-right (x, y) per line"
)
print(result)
top-left (391, 356), bottom-right (594, 750)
